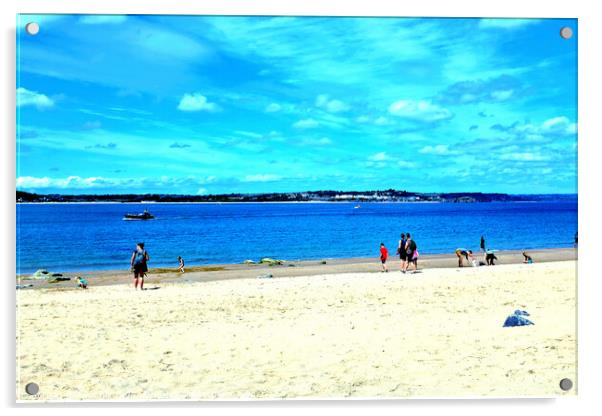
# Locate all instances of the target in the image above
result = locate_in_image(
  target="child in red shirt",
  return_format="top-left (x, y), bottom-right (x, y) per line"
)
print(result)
top-left (380, 243), bottom-right (389, 272)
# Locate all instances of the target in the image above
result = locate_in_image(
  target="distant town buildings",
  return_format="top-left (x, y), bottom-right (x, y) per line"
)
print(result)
top-left (16, 190), bottom-right (575, 204)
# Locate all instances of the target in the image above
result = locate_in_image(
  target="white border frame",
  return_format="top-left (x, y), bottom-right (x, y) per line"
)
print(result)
top-left (3, 1), bottom-right (601, 415)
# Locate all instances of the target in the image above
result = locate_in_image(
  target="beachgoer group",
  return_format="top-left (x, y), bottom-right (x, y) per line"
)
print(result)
top-left (390, 232), bottom-right (418, 273)
top-left (126, 231), bottom-right (568, 288)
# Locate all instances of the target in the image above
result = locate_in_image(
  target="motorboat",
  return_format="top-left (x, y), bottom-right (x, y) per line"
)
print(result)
top-left (123, 209), bottom-right (155, 220)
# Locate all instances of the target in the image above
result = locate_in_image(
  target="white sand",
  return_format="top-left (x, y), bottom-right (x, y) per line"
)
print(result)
top-left (17, 261), bottom-right (577, 401)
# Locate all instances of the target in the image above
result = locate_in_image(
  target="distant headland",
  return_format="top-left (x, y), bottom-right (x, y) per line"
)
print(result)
top-left (16, 190), bottom-right (577, 203)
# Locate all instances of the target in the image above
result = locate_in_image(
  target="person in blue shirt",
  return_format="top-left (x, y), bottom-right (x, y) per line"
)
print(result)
top-left (130, 242), bottom-right (150, 290)
top-left (76, 276), bottom-right (88, 289)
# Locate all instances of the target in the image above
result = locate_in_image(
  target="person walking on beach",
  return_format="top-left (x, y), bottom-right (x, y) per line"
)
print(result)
top-left (178, 256), bottom-right (185, 273)
top-left (455, 249), bottom-right (474, 267)
top-left (480, 236), bottom-right (486, 252)
top-left (397, 233), bottom-right (407, 272)
top-left (131, 242), bottom-right (149, 290)
top-left (403, 233), bottom-right (418, 273)
top-left (380, 243), bottom-right (389, 272)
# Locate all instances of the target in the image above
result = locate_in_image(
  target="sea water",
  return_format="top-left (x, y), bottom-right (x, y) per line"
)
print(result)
top-left (16, 201), bottom-right (577, 273)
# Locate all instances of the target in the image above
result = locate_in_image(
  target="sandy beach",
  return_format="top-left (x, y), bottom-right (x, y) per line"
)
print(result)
top-left (16, 256), bottom-right (577, 401)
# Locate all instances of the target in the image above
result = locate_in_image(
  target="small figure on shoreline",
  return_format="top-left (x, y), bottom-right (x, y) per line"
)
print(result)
top-left (485, 251), bottom-right (498, 266)
top-left (403, 233), bottom-right (418, 273)
top-left (522, 252), bottom-right (533, 264)
top-left (455, 249), bottom-right (474, 267)
top-left (397, 233), bottom-right (407, 272)
top-left (131, 242), bottom-right (150, 290)
top-left (574, 231), bottom-right (578, 247)
top-left (178, 256), bottom-right (185, 273)
top-left (380, 242), bottom-right (389, 273)
top-left (480, 235), bottom-right (486, 252)
top-left (76, 276), bottom-right (88, 289)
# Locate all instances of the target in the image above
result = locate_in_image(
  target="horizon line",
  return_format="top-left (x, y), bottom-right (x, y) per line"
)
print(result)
top-left (16, 189), bottom-right (578, 197)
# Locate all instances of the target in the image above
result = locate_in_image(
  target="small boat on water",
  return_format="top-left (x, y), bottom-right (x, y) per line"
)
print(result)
top-left (354, 204), bottom-right (361, 209)
top-left (123, 209), bottom-right (155, 221)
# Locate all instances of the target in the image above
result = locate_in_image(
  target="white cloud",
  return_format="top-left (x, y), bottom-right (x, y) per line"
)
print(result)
top-left (316, 94), bottom-right (329, 107)
top-left (355, 115), bottom-right (390, 126)
top-left (366, 156), bottom-right (388, 168)
top-left (397, 160), bottom-right (417, 168)
top-left (302, 137), bottom-right (332, 146)
top-left (17, 87), bottom-right (54, 109)
top-left (374, 116), bottom-right (390, 126)
top-left (82, 121), bottom-right (102, 130)
top-left (79, 15), bottom-right (127, 25)
top-left (419, 144), bottom-right (452, 155)
top-left (565, 123), bottom-right (577, 135)
top-left (388, 99), bottom-right (452, 122)
top-left (500, 152), bottom-right (550, 162)
top-left (460, 93), bottom-right (477, 103)
top-left (242, 174), bottom-right (282, 183)
top-left (541, 116), bottom-right (577, 135)
top-left (478, 19), bottom-right (540, 30)
top-left (368, 152), bottom-right (388, 161)
top-left (524, 134), bottom-right (547, 142)
top-left (315, 94), bottom-right (350, 113)
top-left (177, 93), bottom-right (220, 112)
top-left (235, 130), bottom-right (263, 139)
top-left (509, 116), bottom-right (577, 137)
top-left (293, 118), bottom-right (319, 129)
top-left (326, 99), bottom-right (349, 113)
top-left (196, 187), bottom-right (208, 195)
top-left (17, 176), bottom-right (51, 188)
top-left (16, 175), bottom-right (220, 191)
top-left (490, 89), bottom-right (514, 101)
top-left (17, 176), bottom-right (110, 189)
top-left (265, 103), bottom-right (282, 112)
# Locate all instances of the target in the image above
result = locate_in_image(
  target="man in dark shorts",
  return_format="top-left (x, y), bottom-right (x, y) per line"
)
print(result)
top-left (403, 233), bottom-right (418, 272)
top-left (131, 242), bottom-right (150, 290)
top-left (398, 233), bottom-right (407, 272)
top-left (485, 251), bottom-right (498, 265)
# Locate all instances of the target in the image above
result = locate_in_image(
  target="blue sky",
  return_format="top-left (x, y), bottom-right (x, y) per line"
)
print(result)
top-left (16, 15), bottom-right (577, 195)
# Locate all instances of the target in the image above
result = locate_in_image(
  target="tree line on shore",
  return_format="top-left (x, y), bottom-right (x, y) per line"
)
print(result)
top-left (16, 190), bottom-right (576, 203)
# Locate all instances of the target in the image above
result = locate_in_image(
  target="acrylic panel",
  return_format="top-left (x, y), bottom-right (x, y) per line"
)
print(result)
top-left (16, 15), bottom-right (578, 401)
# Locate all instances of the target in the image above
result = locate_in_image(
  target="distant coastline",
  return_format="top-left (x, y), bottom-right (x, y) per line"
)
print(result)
top-left (16, 190), bottom-right (577, 204)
